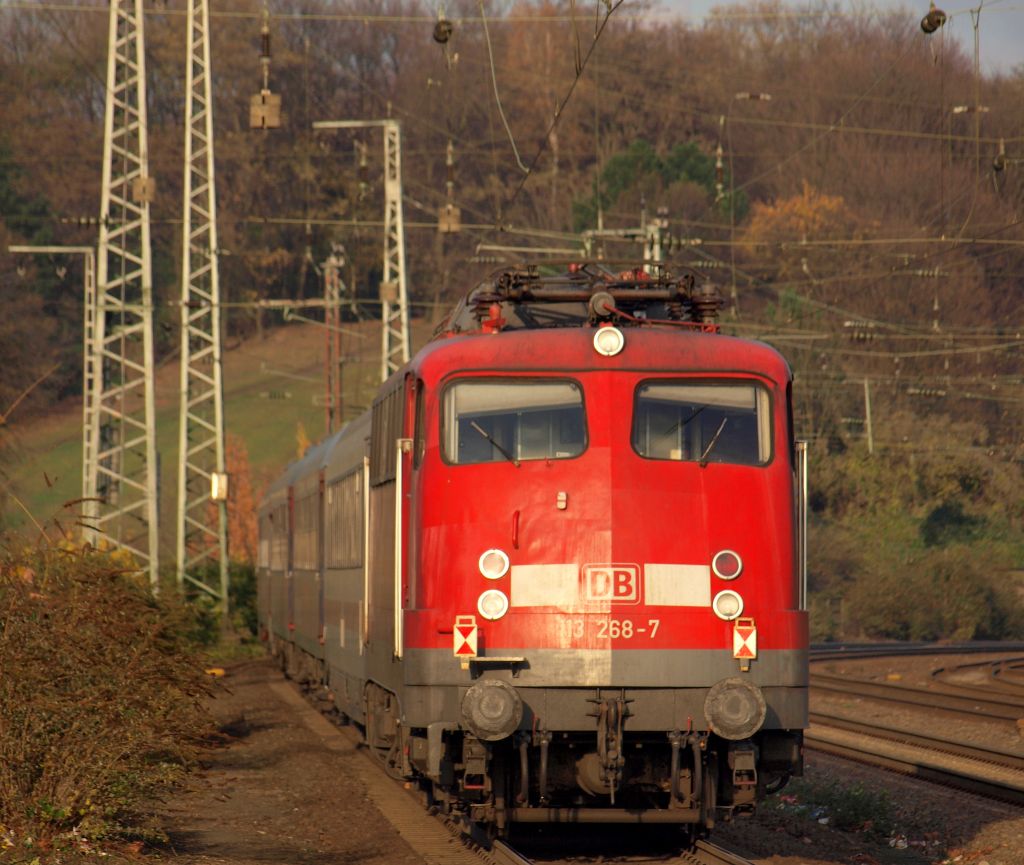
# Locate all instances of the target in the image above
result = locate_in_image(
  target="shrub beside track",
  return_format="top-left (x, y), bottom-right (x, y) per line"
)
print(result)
top-left (0, 544), bottom-right (212, 854)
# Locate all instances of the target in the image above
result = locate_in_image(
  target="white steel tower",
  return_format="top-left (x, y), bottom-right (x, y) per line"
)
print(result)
top-left (381, 121), bottom-right (411, 380)
top-left (176, 0), bottom-right (229, 609)
top-left (312, 119), bottom-right (411, 382)
top-left (93, 0), bottom-right (159, 588)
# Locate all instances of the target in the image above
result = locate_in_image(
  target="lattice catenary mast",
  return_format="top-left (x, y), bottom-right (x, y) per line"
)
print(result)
top-left (312, 119), bottom-right (410, 383)
top-left (176, 0), bottom-right (229, 608)
top-left (92, 0), bottom-right (159, 587)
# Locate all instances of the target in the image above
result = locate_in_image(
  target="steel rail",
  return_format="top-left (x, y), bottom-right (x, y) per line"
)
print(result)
top-left (810, 642), bottom-right (1024, 662)
top-left (805, 729), bottom-right (1024, 807)
top-left (681, 839), bottom-right (757, 865)
top-left (932, 657), bottom-right (1024, 701)
top-left (489, 841), bottom-right (536, 865)
top-left (809, 711), bottom-right (1024, 771)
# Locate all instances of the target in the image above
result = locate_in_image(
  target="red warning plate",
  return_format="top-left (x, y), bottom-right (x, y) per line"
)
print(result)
top-left (733, 618), bottom-right (757, 660)
top-left (454, 614), bottom-right (478, 657)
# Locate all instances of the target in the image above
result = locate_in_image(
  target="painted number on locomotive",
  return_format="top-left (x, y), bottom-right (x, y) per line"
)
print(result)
top-left (560, 618), bottom-right (661, 640)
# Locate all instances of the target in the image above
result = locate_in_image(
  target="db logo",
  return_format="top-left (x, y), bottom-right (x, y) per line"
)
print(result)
top-left (583, 564), bottom-right (641, 604)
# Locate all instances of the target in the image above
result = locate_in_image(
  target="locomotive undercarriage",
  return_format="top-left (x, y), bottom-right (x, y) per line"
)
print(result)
top-left (364, 679), bottom-right (801, 837)
top-left (273, 642), bottom-right (803, 837)
top-left (406, 726), bottom-right (800, 836)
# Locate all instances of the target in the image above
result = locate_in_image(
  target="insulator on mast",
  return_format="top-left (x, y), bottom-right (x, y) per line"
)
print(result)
top-left (714, 143), bottom-right (724, 201)
top-left (250, 5), bottom-right (281, 129)
top-left (994, 138), bottom-right (1006, 172)
top-left (439, 138), bottom-right (461, 233)
top-left (356, 139), bottom-right (369, 200)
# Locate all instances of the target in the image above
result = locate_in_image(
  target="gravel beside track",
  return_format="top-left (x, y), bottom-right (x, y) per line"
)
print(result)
top-left (153, 659), bottom-right (429, 865)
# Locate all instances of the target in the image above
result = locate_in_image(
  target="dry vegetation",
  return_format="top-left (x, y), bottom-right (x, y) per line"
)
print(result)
top-left (0, 543), bottom-right (213, 859)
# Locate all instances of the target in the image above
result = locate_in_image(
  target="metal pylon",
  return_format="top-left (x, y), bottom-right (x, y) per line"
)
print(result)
top-left (81, 247), bottom-right (98, 528)
top-left (176, 0), bottom-right (228, 609)
top-left (310, 119), bottom-right (411, 382)
top-left (323, 248), bottom-right (343, 434)
top-left (381, 121), bottom-right (410, 380)
top-left (93, 0), bottom-right (159, 588)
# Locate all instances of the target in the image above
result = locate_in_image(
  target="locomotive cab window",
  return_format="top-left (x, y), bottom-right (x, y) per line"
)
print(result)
top-left (443, 379), bottom-right (586, 465)
top-left (632, 381), bottom-right (771, 465)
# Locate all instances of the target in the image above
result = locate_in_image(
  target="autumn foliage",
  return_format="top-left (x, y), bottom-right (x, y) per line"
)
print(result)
top-left (0, 544), bottom-right (211, 850)
top-left (224, 433), bottom-right (259, 565)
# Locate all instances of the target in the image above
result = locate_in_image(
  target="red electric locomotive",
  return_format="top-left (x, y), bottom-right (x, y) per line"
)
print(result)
top-left (257, 263), bottom-right (808, 842)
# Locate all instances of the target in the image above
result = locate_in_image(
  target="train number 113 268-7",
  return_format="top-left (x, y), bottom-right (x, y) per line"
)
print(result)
top-left (559, 618), bottom-right (662, 640)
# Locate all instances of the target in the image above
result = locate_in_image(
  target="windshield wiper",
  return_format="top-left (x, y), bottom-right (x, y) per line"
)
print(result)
top-left (699, 418), bottom-right (728, 468)
top-left (470, 421), bottom-right (520, 467)
top-left (662, 405), bottom-right (706, 437)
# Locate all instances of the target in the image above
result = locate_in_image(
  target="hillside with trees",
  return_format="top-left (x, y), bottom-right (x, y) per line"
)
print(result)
top-left (1, 0), bottom-right (1022, 641)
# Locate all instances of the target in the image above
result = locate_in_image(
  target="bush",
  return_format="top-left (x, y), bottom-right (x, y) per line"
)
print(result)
top-left (919, 501), bottom-right (984, 547)
top-left (807, 433), bottom-right (1024, 642)
top-left (0, 543), bottom-right (212, 851)
top-left (178, 561), bottom-right (259, 647)
top-left (845, 544), bottom-right (1024, 641)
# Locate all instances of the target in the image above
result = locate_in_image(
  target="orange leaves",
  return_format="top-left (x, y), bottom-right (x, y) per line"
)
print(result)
top-left (743, 181), bottom-right (867, 286)
top-left (747, 180), bottom-right (856, 245)
top-left (225, 433), bottom-right (259, 565)
top-left (204, 433), bottom-right (260, 565)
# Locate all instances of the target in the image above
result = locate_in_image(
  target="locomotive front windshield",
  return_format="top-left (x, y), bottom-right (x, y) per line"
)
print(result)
top-left (632, 381), bottom-right (771, 465)
top-left (444, 379), bottom-right (586, 465)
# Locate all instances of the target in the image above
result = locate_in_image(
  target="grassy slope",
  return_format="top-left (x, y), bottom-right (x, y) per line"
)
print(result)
top-left (2, 317), bottom-right (429, 552)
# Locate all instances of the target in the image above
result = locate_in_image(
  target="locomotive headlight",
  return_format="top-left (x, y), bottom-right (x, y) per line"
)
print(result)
top-left (477, 589), bottom-right (510, 621)
top-left (712, 589), bottom-right (744, 621)
top-left (478, 548), bottom-right (510, 580)
top-left (704, 677), bottom-right (767, 740)
top-left (593, 325), bottom-right (625, 357)
top-left (461, 679), bottom-right (523, 741)
top-left (712, 549), bottom-right (743, 580)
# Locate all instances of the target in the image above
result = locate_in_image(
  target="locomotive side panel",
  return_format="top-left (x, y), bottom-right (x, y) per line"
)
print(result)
top-left (362, 379), bottom-right (410, 702)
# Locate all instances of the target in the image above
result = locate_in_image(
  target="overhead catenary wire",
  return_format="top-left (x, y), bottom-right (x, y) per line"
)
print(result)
top-left (501, 0), bottom-right (625, 219)
top-left (478, 0), bottom-right (528, 174)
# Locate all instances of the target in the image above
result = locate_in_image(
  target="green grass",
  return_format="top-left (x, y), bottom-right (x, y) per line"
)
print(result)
top-left (1, 320), bottom-right (390, 549)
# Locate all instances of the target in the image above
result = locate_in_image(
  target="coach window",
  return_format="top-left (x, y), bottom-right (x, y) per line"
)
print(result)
top-left (326, 471), bottom-right (363, 569)
top-left (632, 381), bottom-right (771, 465)
top-left (370, 386), bottom-right (404, 485)
top-left (443, 379), bottom-right (586, 465)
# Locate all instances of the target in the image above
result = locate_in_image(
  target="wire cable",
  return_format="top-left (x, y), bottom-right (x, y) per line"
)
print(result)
top-left (502, 0), bottom-right (625, 219)
top-left (478, 0), bottom-right (528, 174)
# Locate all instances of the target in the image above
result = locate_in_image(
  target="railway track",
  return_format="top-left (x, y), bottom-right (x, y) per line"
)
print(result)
top-left (810, 641), bottom-right (1024, 662)
top-left (810, 670), bottom-right (1024, 724)
top-left (810, 711), bottom-right (1024, 771)
top-left (808, 646), bottom-right (1024, 806)
top-left (933, 656), bottom-right (1024, 700)
top-left (806, 719), bottom-right (1024, 806)
top-left (489, 840), bottom-right (535, 865)
top-left (682, 840), bottom-right (759, 865)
